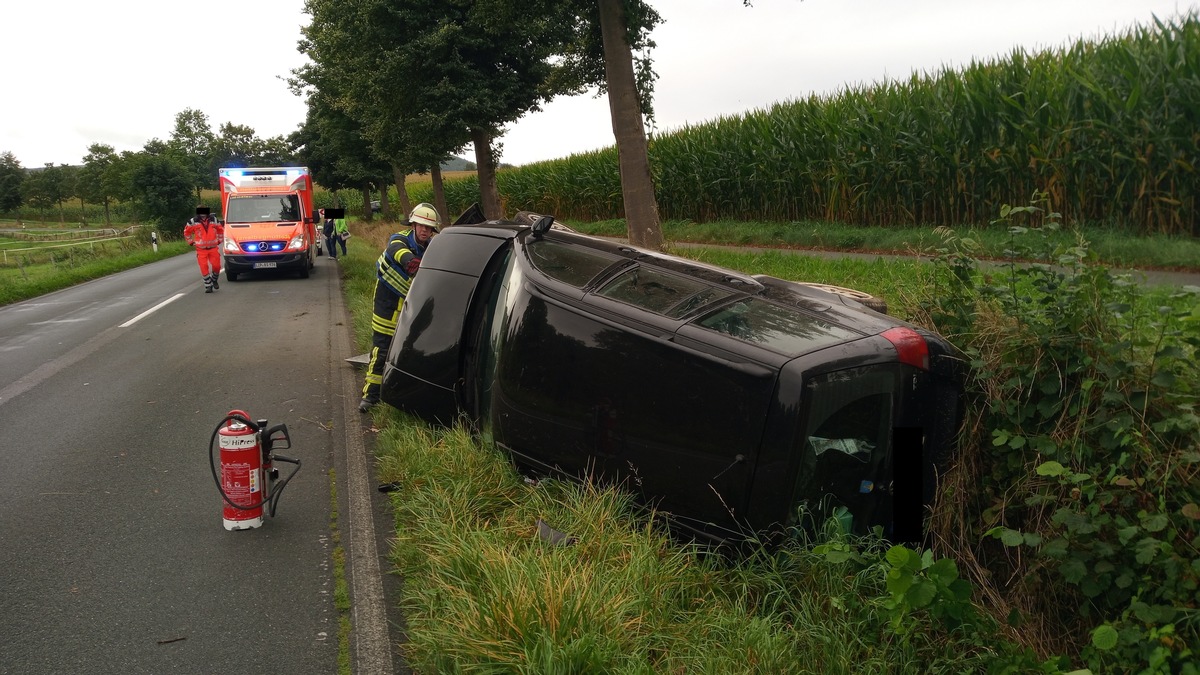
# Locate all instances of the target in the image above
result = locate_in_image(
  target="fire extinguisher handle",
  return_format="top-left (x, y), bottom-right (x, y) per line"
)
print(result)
top-left (227, 414), bottom-right (260, 431)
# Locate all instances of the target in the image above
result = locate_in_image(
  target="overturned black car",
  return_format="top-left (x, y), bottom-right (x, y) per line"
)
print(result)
top-left (381, 208), bottom-right (966, 545)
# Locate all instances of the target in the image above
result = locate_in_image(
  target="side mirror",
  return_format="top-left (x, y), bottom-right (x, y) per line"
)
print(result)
top-left (531, 215), bottom-right (555, 238)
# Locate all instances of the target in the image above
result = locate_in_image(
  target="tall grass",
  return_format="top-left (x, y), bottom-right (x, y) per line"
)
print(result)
top-left (418, 13), bottom-right (1200, 237)
top-left (366, 414), bottom-right (1019, 673)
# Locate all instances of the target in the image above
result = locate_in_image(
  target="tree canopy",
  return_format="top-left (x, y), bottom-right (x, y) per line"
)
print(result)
top-left (296, 0), bottom-right (662, 228)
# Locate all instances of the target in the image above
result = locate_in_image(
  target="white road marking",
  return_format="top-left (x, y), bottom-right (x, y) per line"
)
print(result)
top-left (119, 293), bottom-right (185, 328)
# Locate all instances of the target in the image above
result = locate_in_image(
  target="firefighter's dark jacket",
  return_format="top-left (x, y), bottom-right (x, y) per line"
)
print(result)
top-left (375, 229), bottom-right (427, 297)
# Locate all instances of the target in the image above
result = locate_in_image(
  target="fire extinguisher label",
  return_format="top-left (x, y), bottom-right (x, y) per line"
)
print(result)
top-left (249, 466), bottom-right (260, 493)
top-left (222, 461), bottom-right (255, 504)
top-left (220, 435), bottom-right (257, 449)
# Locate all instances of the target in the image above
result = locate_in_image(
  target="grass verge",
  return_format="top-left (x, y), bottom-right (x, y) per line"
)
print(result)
top-left (567, 218), bottom-right (1200, 272)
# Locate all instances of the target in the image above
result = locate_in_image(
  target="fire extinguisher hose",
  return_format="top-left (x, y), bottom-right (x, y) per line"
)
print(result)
top-left (208, 413), bottom-right (302, 516)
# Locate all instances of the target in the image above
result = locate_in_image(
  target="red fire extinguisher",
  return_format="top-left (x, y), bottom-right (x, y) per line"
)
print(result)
top-left (208, 409), bottom-right (301, 531)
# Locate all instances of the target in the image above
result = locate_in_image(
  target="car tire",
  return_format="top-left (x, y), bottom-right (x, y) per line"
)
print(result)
top-left (226, 270), bottom-right (239, 282)
top-left (299, 261), bottom-right (310, 278)
top-left (796, 283), bottom-right (888, 314)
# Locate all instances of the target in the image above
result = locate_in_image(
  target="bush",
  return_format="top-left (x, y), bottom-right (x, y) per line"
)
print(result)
top-left (918, 193), bottom-right (1200, 672)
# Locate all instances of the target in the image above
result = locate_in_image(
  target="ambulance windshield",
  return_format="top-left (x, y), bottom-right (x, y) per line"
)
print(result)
top-left (226, 195), bottom-right (302, 223)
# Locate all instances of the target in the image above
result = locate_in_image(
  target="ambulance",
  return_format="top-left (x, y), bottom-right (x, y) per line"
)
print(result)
top-left (218, 167), bottom-right (319, 281)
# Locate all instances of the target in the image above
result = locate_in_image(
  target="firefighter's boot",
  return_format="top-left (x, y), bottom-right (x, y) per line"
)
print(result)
top-left (211, 273), bottom-right (220, 291)
top-left (359, 392), bottom-right (380, 413)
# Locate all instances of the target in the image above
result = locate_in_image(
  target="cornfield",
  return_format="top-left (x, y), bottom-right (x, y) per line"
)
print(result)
top-left (413, 13), bottom-right (1200, 236)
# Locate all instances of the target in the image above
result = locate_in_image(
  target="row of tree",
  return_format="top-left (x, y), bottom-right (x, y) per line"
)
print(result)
top-left (5, 0), bottom-right (743, 245)
top-left (0, 111), bottom-right (298, 234)
top-left (292, 0), bottom-right (674, 247)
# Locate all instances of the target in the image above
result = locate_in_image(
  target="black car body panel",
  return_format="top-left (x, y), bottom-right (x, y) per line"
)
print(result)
top-left (381, 212), bottom-right (967, 544)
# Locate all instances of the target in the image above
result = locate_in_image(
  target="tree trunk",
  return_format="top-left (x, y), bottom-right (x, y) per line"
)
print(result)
top-left (598, 0), bottom-right (663, 250)
top-left (360, 182), bottom-right (373, 222)
top-left (103, 199), bottom-right (111, 226)
top-left (471, 127), bottom-right (503, 220)
top-left (391, 163), bottom-right (413, 217)
top-left (378, 178), bottom-right (393, 220)
top-left (431, 165), bottom-right (449, 227)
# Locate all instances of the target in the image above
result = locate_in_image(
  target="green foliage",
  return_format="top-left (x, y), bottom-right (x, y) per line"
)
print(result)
top-left (0, 151), bottom-right (25, 213)
top-left (429, 12), bottom-right (1200, 236)
top-left (21, 164), bottom-right (73, 222)
top-left (125, 155), bottom-right (194, 234)
top-left (921, 193), bottom-right (1200, 672)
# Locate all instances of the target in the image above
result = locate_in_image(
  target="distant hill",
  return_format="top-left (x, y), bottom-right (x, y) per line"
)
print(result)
top-left (441, 156), bottom-right (475, 172)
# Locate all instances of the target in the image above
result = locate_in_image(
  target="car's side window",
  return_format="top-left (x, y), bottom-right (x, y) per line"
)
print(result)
top-left (596, 266), bottom-right (720, 317)
top-left (526, 239), bottom-right (621, 288)
top-left (696, 299), bottom-right (860, 354)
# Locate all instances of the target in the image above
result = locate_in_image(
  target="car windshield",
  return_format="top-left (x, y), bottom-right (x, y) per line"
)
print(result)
top-left (696, 298), bottom-right (862, 354)
top-left (226, 195), bottom-right (302, 223)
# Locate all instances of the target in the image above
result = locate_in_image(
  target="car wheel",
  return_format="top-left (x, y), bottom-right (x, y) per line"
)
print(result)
top-left (797, 283), bottom-right (888, 314)
top-left (226, 270), bottom-right (239, 282)
top-left (299, 261), bottom-right (311, 278)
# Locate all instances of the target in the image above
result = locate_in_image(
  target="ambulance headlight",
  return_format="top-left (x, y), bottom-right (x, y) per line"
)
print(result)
top-left (224, 239), bottom-right (241, 253)
top-left (288, 234), bottom-right (305, 250)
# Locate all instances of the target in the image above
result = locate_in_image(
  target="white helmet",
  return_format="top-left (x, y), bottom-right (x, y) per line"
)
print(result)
top-left (409, 203), bottom-right (440, 229)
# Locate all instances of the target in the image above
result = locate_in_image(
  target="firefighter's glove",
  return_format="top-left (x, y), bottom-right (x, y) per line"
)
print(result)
top-left (405, 257), bottom-right (421, 275)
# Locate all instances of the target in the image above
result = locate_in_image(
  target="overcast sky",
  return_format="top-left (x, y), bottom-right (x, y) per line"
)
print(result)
top-left (2, 0), bottom-right (1194, 169)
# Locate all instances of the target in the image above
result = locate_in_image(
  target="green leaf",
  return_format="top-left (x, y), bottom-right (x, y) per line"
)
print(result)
top-left (886, 570), bottom-right (913, 596)
top-left (1036, 460), bottom-right (1067, 477)
top-left (928, 557), bottom-right (958, 581)
top-left (1000, 529), bottom-right (1024, 547)
top-left (1155, 345), bottom-right (1186, 360)
top-left (905, 580), bottom-right (937, 608)
top-left (1151, 371), bottom-right (1177, 388)
top-left (1060, 559), bottom-right (1088, 584)
top-left (885, 545), bottom-right (913, 568)
top-left (1135, 537), bottom-right (1162, 564)
top-left (1141, 512), bottom-right (1169, 533)
top-left (1091, 624), bottom-right (1119, 650)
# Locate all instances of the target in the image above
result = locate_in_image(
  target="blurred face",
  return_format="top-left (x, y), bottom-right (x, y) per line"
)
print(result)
top-left (413, 223), bottom-right (435, 245)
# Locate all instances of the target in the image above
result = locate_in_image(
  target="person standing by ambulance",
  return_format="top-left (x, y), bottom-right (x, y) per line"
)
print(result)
top-left (324, 208), bottom-right (349, 259)
top-left (184, 207), bottom-right (224, 293)
top-left (359, 203), bottom-right (439, 412)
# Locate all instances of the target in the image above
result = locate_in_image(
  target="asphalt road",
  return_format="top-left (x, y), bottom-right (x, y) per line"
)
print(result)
top-left (0, 255), bottom-right (399, 674)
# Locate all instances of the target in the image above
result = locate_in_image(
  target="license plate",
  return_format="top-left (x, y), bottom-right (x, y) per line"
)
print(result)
top-left (253, 262), bottom-right (277, 269)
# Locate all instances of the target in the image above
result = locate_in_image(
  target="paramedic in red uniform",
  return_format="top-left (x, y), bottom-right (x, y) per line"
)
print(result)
top-left (184, 207), bottom-right (224, 293)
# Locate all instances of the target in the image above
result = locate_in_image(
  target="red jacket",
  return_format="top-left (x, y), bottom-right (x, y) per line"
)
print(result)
top-left (184, 218), bottom-right (224, 249)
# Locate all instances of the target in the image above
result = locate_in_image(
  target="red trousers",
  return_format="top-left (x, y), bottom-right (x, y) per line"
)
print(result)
top-left (195, 247), bottom-right (221, 277)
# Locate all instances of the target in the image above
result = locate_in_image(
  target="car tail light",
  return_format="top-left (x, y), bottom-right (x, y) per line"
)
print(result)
top-left (881, 327), bottom-right (929, 370)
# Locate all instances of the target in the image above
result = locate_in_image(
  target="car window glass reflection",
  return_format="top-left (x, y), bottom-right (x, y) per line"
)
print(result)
top-left (526, 240), bottom-right (621, 287)
top-left (697, 299), bottom-right (861, 354)
top-left (597, 266), bottom-right (713, 315)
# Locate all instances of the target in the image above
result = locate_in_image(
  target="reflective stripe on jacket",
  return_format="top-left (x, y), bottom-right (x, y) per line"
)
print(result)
top-left (375, 229), bottom-right (425, 297)
top-left (184, 220), bottom-right (224, 249)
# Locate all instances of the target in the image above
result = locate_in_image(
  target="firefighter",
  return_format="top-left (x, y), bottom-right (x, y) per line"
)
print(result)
top-left (359, 202), bottom-right (439, 412)
top-left (184, 207), bottom-right (224, 293)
